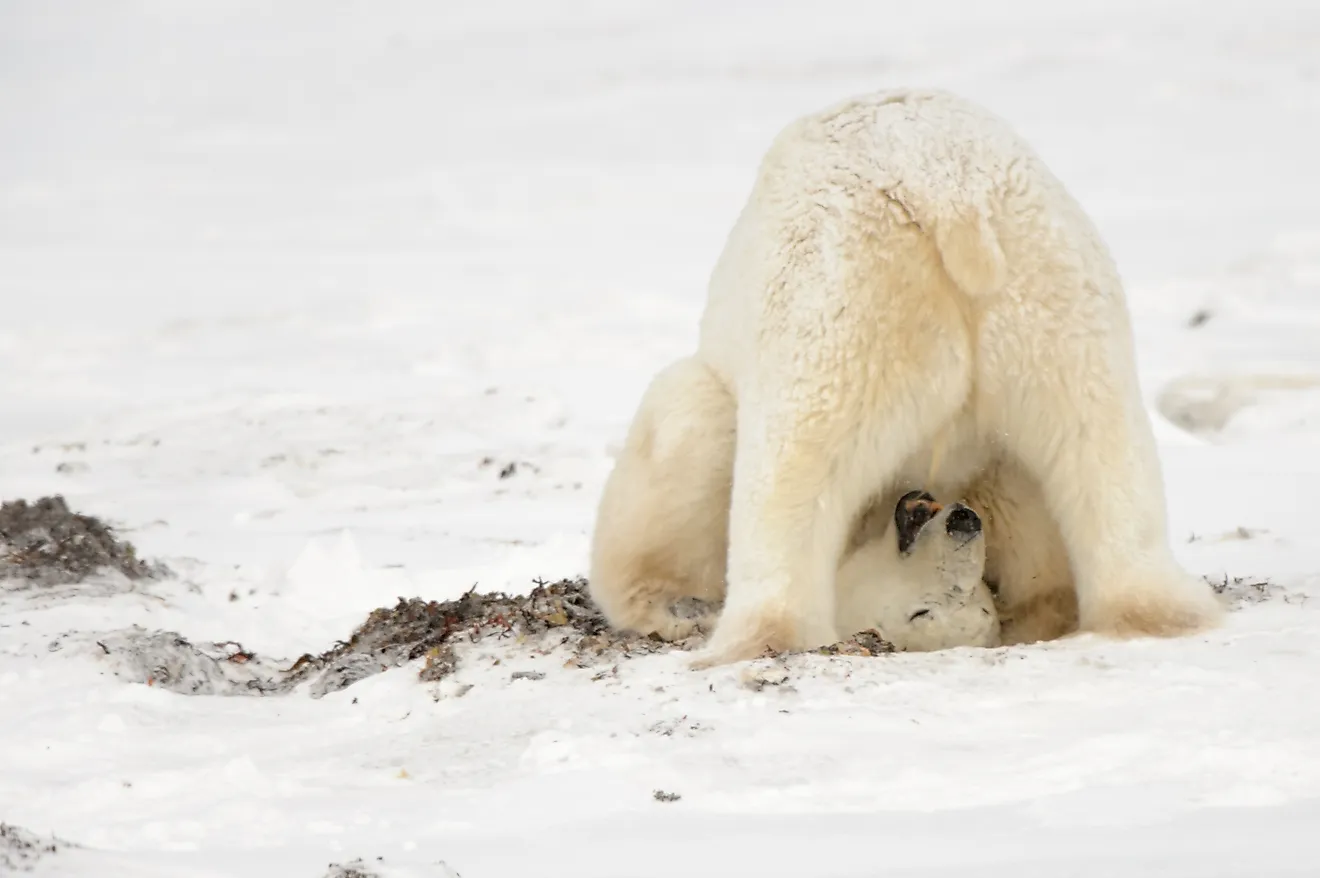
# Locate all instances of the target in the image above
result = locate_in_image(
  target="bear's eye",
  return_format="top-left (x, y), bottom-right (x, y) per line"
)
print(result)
top-left (908, 608), bottom-right (931, 621)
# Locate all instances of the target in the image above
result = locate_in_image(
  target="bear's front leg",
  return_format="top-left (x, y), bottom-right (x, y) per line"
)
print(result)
top-left (689, 401), bottom-right (849, 668)
top-left (688, 306), bottom-right (977, 666)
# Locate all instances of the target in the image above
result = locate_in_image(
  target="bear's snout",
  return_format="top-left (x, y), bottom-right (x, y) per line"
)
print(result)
top-left (945, 504), bottom-right (981, 537)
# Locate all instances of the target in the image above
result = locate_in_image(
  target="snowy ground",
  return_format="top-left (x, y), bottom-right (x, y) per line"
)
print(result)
top-left (4, 0), bottom-right (1320, 875)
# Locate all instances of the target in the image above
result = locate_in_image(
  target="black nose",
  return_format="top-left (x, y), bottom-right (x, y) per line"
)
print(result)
top-left (945, 504), bottom-right (981, 537)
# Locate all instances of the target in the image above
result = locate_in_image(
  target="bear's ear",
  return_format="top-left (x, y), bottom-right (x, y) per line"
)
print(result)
top-left (894, 490), bottom-right (941, 554)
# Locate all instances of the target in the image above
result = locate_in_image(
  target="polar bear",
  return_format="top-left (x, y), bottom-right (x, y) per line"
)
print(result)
top-left (588, 88), bottom-right (1222, 667)
top-left (835, 490), bottom-right (999, 651)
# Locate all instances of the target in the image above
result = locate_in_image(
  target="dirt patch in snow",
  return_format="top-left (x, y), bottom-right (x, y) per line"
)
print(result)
top-left (322, 859), bottom-right (382, 878)
top-left (0, 822), bottom-right (76, 873)
top-left (94, 577), bottom-right (701, 697)
top-left (286, 577), bottom-right (685, 695)
top-left (0, 495), bottom-right (168, 587)
top-left (320, 857), bottom-right (463, 878)
top-left (1207, 573), bottom-right (1296, 607)
top-left (94, 627), bottom-right (294, 695)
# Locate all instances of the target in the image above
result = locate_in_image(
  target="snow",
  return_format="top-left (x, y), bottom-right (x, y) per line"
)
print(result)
top-left (3, 0), bottom-right (1320, 874)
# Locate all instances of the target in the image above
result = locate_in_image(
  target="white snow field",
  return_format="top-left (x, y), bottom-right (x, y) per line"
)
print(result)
top-left (4, 0), bottom-right (1320, 875)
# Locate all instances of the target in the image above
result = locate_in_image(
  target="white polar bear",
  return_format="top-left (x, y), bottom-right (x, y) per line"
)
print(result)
top-left (588, 88), bottom-right (1222, 667)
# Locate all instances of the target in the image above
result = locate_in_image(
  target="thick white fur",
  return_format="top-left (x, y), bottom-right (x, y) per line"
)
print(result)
top-left (835, 502), bottom-right (999, 652)
top-left (589, 88), bottom-right (1222, 667)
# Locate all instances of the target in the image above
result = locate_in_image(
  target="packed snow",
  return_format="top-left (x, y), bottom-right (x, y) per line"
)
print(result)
top-left (3, 1), bottom-right (1320, 875)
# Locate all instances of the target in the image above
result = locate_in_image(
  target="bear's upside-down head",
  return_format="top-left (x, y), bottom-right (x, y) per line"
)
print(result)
top-left (835, 490), bottom-right (1000, 651)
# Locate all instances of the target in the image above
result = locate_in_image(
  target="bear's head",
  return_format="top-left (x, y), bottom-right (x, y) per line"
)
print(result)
top-left (834, 490), bottom-right (1000, 651)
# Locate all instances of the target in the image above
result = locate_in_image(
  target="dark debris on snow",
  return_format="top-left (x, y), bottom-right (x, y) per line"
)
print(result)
top-left (94, 577), bottom-right (705, 698)
top-left (322, 859), bottom-right (382, 878)
top-left (0, 495), bottom-right (168, 586)
top-left (284, 576), bottom-right (684, 696)
top-left (93, 575), bottom-right (904, 699)
top-left (0, 822), bottom-right (75, 873)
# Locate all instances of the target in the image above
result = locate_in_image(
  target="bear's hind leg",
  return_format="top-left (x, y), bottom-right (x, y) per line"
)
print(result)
top-left (983, 323), bottom-right (1222, 639)
top-left (588, 357), bottom-right (735, 641)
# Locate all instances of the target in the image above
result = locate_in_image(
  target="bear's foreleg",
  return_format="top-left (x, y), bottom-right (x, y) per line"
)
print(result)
top-left (694, 314), bottom-right (974, 666)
